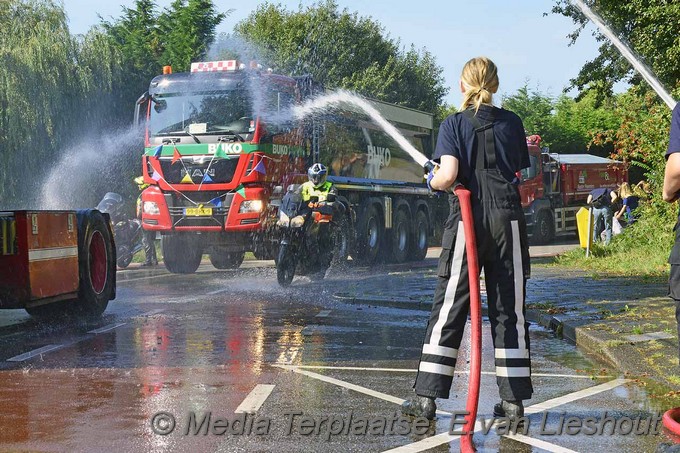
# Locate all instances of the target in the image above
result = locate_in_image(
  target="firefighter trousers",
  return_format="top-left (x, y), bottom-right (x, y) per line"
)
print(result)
top-left (413, 203), bottom-right (533, 402)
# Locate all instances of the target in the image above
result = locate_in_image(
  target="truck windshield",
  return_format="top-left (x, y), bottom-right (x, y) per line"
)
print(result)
top-left (149, 90), bottom-right (253, 137)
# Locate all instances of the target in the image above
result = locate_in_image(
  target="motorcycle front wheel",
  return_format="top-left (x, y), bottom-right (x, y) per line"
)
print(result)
top-left (276, 244), bottom-right (296, 287)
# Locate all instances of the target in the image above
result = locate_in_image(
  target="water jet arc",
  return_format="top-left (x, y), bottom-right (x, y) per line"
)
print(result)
top-left (571, 0), bottom-right (676, 109)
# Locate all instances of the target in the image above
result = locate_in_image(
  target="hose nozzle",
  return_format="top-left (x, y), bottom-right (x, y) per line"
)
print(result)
top-left (423, 160), bottom-right (438, 175)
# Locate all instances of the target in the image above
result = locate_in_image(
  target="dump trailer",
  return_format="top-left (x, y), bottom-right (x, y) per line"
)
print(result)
top-left (520, 137), bottom-right (628, 243)
top-left (0, 210), bottom-right (116, 318)
top-left (135, 60), bottom-right (444, 273)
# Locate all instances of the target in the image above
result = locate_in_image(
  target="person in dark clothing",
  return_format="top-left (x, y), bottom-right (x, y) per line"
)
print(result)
top-left (401, 57), bottom-right (532, 421)
top-left (662, 102), bottom-right (680, 364)
top-left (615, 182), bottom-right (639, 225)
top-left (587, 187), bottom-right (617, 245)
top-left (134, 176), bottom-right (158, 267)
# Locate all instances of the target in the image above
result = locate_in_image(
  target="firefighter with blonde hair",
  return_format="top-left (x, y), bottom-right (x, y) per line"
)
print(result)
top-left (403, 57), bottom-right (533, 420)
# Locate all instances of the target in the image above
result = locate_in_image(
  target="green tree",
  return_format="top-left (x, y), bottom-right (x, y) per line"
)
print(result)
top-left (0, 0), bottom-right (120, 204)
top-left (501, 84), bottom-right (554, 139)
top-left (157, 0), bottom-right (228, 72)
top-left (101, 0), bottom-right (227, 118)
top-left (233, 0), bottom-right (447, 113)
top-left (551, 0), bottom-right (680, 100)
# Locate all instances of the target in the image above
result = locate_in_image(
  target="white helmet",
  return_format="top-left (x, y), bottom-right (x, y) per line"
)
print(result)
top-left (308, 163), bottom-right (328, 188)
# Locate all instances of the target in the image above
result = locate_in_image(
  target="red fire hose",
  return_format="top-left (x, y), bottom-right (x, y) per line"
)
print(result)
top-left (663, 407), bottom-right (680, 441)
top-left (453, 184), bottom-right (482, 453)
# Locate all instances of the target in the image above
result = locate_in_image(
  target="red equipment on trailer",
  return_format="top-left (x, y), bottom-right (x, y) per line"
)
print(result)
top-left (0, 210), bottom-right (116, 318)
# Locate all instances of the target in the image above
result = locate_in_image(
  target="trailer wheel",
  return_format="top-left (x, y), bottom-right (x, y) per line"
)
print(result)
top-left (162, 235), bottom-right (202, 274)
top-left (390, 209), bottom-right (410, 263)
top-left (74, 210), bottom-right (115, 317)
top-left (210, 251), bottom-right (245, 270)
top-left (355, 204), bottom-right (383, 264)
top-left (533, 210), bottom-right (554, 244)
top-left (410, 210), bottom-right (429, 261)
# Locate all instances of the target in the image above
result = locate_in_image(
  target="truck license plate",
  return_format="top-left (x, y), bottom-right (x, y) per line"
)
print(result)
top-left (184, 207), bottom-right (213, 217)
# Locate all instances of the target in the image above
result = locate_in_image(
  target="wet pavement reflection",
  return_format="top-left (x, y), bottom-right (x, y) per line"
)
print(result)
top-left (0, 261), bottom-right (674, 452)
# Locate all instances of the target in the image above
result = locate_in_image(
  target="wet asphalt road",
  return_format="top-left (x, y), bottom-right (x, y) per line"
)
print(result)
top-left (0, 251), bottom-right (673, 452)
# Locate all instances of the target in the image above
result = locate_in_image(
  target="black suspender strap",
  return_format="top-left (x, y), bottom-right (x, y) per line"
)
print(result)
top-left (461, 108), bottom-right (497, 170)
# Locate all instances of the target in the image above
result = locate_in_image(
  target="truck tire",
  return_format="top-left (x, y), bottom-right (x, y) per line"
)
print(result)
top-left (355, 203), bottom-right (383, 265)
top-left (162, 235), bottom-right (202, 274)
top-left (210, 251), bottom-right (245, 269)
top-left (533, 210), bottom-right (554, 244)
top-left (73, 210), bottom-right (115, 317)
top-left (389, 209), bottom-right (410, 263)
top-left (410, 210), bottom-right (429, 261)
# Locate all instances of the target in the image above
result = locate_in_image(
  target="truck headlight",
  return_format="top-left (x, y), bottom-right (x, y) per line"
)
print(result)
top-left (239, 200), bottom-right (264, 214)
top-left (290, 215), bottom-right (305, 228)
top-left (143, 201), bottom-right (160, 215)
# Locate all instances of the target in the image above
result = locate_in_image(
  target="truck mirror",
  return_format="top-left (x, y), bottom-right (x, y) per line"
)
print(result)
top-left (542, 154), bottom-right (551, 165)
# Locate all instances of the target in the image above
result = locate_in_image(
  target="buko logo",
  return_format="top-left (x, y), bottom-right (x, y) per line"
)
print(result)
top-left (367, 146), bottom-right (391, 167)
top-left (273, 144), bottom-right (290, 155)
top-left (208, 143), bottom-right (242, 154)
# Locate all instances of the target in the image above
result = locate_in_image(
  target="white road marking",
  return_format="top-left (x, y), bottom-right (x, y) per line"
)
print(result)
top-left (315, 310), bottom-right (331, 318)
top-left (524, 378), bottom-right (629, 414)
top-left (206, 288), bottom-right (231, 295)
top-left (504, 433), bottom-right (579, 452)
top-left (277, 364), bottom-right (628, 453)
top-left (276, 365), bottom-right (406, 406)
top-left (235, 384), bottom-right (275, 413)
top-left (289, 365), bottom-right (608, 379)
top-left (87, 323), bottom-right (126, 334)
top-left (7, 345), bottom-right (63, 362)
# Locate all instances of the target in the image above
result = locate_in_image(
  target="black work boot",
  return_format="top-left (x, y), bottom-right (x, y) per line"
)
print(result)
top-left (493, 400), bottom-right (524, 418)
top-left (401, 395), bottom-right (436, 420)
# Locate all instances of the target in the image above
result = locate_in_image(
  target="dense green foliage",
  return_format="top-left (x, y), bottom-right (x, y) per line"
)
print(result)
top-left (0, 0), bottom-right (226, 206)
top-left (551, 0), bottom-right (680, 101)
top-left (549, 1), bottom-right (679, 275)
top-left (233, 0), bottom-right (448, 114)
top-left (501, 86), bottom-right (619, 156)
top-left (0, 0), bottom-right (121, 203)
top-left (101, 0), bottom-right (227, 121)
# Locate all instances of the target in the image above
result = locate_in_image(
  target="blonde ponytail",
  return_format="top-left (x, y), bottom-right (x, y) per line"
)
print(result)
top-left (459, 57), bottom-right (499, 114)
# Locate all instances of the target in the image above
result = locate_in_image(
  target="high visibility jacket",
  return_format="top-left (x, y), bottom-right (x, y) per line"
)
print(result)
top-left (300, 181), bottom-right (336, 202)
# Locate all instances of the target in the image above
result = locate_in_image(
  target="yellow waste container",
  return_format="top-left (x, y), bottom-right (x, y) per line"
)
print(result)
top-left (576, 207), bottom-right (593, 249)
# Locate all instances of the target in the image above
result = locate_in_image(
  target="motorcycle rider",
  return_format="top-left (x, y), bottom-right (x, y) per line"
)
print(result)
top-left (300, 163), bottom-right (337, 203)
top-left (134, 176), bottom-right (158, 267)
top-left (298, 163), bottom-right (338, 264)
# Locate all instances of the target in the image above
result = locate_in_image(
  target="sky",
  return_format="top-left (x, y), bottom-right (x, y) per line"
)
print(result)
top-left (61, 0), bottom-right (610, 106)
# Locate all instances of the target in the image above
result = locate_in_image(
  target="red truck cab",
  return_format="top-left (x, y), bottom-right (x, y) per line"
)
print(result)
top-left (519, 136), bottom-right (628, 243)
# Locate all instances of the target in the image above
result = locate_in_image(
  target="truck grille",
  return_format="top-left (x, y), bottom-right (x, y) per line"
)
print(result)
top-left (159, 158), bottom-right (239, 184)
top-left (165, 192), bottom-right (234, 228)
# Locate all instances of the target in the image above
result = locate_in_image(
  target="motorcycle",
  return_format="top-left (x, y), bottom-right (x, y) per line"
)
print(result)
top-left (96, 192), bottom-right (144, 269)
top-left (275, 186), bottom-right (344, 287)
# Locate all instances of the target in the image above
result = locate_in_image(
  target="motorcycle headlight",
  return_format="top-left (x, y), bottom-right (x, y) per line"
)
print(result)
top-left (277, 211), bottom-right (290, 227)
top-left (239, 199), bottom-right (264, 214)
top-left (143, 201), bottom-right (160, 215)
top-left (291, 215), bottom-right (306, 228)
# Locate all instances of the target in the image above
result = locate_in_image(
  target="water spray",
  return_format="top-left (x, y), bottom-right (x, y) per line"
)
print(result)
top-left (571, 0), bottom-right (676, 110)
